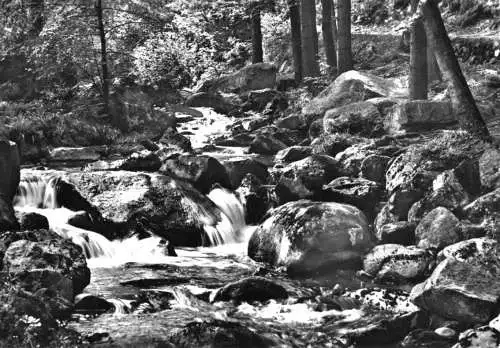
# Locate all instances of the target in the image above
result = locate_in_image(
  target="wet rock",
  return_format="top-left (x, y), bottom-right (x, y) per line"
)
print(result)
top-left (363, 244), bottom-right (435, 283)
top-left (388, 188), bottom-right (426, 221)
top-left (248, 200), bottom-right (371, 274)
top-left (323, 101), bottom-right (384, 137)
top-left (62, 171), bottom-right (225, 246)
top-left (0, 139), bottom-right (20, 201)
top-left (275, 146), bottom-right (312, 163)
top-left (236, 174), bottom-right (269, 224)
top-left (361, 154), bottom-right (391, 184)
top-left (169, 319), bottom-right (273, 348)
top-left (134, 289), bottom-right (175, 312)
top-left (211, 277), bottom-right (288, 303)
top-left (479, 148), bottom-right (500, 191)
top-left (385, 101), bottom-right (456, 134)
top-left (278, 155), bottom-right (341, 199)
top-left (343, 311), bottom-right (427, 346)
top-left (49, 147), bottom-right (101, 162)
top-left (322, 176), bottom-right (383, 218)
top-left (308, 118), bottom-right (324, 138)
top-left (435, 327), bottom-right (458, 340)
top-left (345, 288), bottom-right (420, 313)
top-left (302, 70), bottom-right (405, 120)
top-left (401, 329), bottom-right (455, 348)
top-left (17, 212), bottom-right (49, 230)
top-left (223, 158), bottom-right (269, 189)
top-left (453, 159), bottom-right (482, 197)
top-left (248, 134), bottom-right (287, 155)
top-left (158, 128), bottom-right (193, 157)
top-left (410, 243), bottom-right (500, 325)
top-left (74, 294), bottom-right (114, 314)
top-left (254, 125), bottom-right (304, 147)
top-left (0, 197), bottom-right (20, 232)
top-left (376, 221), bottom-right (416, 245)
top-left (139, 139), bottom-right (159, 152)
top-left (454, 326), bottom-right (499, 348)
top-left (2, 234), bottom-right (90, 300)
top-left (199, 62), bottom-right (277, 94)
top-left (415, 207), bottom-right (462, 251)
top-left (67, 211), bottom-right (96, 232)
top-left (85, 150), bottom-right (162, 172)
top-left (160, 154), bottom-right (231, 194)
top-left (185, 92), bottom-right (235, 114)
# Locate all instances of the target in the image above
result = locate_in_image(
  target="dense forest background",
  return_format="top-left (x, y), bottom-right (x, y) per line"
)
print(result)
top-left (0, 0), bottom-right (499, 160)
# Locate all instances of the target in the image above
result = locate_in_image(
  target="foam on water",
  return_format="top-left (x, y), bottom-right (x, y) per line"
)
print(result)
top-left (14, 174), bottom-right (255, 266)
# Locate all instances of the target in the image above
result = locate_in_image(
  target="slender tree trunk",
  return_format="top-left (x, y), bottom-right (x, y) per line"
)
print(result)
top-left (331, 0), bottom-right (338, 61)
top-left (311, 0), bottom-right (319, 58)
top-left (27, 0), bottom-right (44, 37)
top-left (301, 0), bottom-right (320, 77)
top-left (321, 0), bottom-right (337, 70)
top-left (409, 18), bottom-right (428, 99)
top-left (420, 0), bottom-right (490, 139)
top-left (251, 9), bottom-right (263, 63)
top-left (95, 0), bottom-right (110, 116)
top-left (427, 45), bottom-right (441, 82)
top-left (337, 0), bottom-right (352, 73)
top-left (289, 0), bottom-right (303, 82)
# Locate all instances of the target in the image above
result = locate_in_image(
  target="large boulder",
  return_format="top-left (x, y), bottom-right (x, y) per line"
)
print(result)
top-left (277, 155), bottom-right (342, 199)
top-left (248, 200), bottom-right (372, 274)
top-left (185, 92), bottom-right (236, 114)
top-left (1, 230), bottom-right (90, 302)
top-left (410, 238), bottom-right (500, 325)
top-left (199, 63), bottom-right (277, 94)
top-left (302, 70), bottom-right (405, 120)
top-left (248, 134), bottom-right (287, 155)
top-left (323, 101), bottom-right (384, 137)
top-left (84, 150), bottom-right (161, 172)
top-left (159, 154), bottom-right (231, 194)
top-left (463, 188), bottom-right (500, 224)
top-left (61, 171), bottom-right (229, 246)
top-left (384, 101), bottom-right (456, 134)
top-left (275, 146), bottom-right (312, 164)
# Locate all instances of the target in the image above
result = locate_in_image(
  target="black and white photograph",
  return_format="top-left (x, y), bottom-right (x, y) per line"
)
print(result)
top-left (0, 0), bottom-right (499, 346)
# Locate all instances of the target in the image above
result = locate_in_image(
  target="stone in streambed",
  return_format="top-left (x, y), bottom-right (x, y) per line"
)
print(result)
top-left (16, 211), bottom-right (49, 230)
top-left (248, 200), bottom-right (371, 275)
top-left (415, 207), bottom-right (462, 251)
top-left (210, 277), bottom-right (288, 304)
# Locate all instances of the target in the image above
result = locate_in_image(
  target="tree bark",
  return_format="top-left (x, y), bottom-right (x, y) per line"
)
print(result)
top-left (301, 0), bottom-right (320, 77)
top-left (289, 0), bottom-right (303, 82)
top-left (427, 45), bottom-right (441, 82)
top-left (27, 0), bottom-right (44, 37)
top-left (409, 18), bottom-right (428, 99)
top-left (420, 0), bottom-right (490, 139)
top-left (336, 0), bottom-right (352, 73)
top-left (95, 0), bottom-right (110, 117)
top-left (251, 9), bottom-right (264, 63)
top-left (321, 0), bottom-right (337, 70)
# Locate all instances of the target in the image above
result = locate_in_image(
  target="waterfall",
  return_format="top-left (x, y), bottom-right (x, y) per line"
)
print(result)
top-left (14, 176), bottom-right (116, 259)
top-left (205, 187), bottom-right (248, 245)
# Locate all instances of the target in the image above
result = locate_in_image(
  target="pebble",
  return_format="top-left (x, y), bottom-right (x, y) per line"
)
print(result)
top-left (434, 327), bottom-right (457, 339)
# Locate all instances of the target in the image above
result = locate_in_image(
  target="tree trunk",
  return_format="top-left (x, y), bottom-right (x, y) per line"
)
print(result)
top-left (409, 18), bottom-right (428, 99)
top-left (336, 0), bottom-right (352, 73)
top-left (27, 0), bottom-right (44, 37)
top-left (289, 0), bottom-right (303, 82)
top-left (420, 0), bottom-right (490, 139)
top-left (427, 45), bottom-right (441, 82)
top-left (331, 0), bottom-right (338, 60)
top-left (251, 9), bottom-right (264, 63)
top-left (301, 0), bottom-right (320, 77)
top-left (95, 0), bottom-right (110, 117)
top-left (321, 0), bottom-right (337, 70)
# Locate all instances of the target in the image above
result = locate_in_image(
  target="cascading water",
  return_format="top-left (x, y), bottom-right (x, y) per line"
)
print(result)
top-left (14, 176), bottom-right (117, 259)
top-left (14, 174), bottom-right (254, 264)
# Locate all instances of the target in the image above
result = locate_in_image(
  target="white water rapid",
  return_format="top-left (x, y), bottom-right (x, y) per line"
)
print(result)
top-left (14, 175), bottom-right (254, 266)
